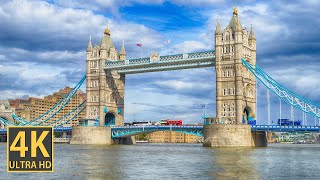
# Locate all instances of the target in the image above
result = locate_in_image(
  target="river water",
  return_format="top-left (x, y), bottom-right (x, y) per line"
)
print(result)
top-left (0, 143), bottom-right (319, 179)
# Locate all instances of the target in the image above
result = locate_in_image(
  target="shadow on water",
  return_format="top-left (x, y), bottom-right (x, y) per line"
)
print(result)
top-left (209, 147), bottom-right (262, 180)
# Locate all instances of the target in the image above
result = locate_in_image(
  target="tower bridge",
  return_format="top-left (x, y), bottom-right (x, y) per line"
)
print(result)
top-left (1, 7), bottom-right (320, 147)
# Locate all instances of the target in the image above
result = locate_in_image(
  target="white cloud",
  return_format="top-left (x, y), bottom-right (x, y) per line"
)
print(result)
top-left (154, 79), bottom-right (212, 91)
top-left (124, 88), bottom-right (209, 123)
top-left (0, 0), bottom-right (165, 99)
top-left (161, 40), bottom-right (209, 55)
top-left (155, 80), bottom-right (194, 90)
top-left (268, 67), bottom-right (320, 99)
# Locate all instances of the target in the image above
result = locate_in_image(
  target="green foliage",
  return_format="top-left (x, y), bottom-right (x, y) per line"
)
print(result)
top-left (137, 133), bottom-right (148, 141)
top-left (54, 132), bottom-right (63, 138)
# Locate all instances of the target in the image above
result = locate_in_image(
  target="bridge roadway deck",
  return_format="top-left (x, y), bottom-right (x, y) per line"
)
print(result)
top-left (1, 125), bottom-right (320, 137)
top-left (104, 51), bottom-right (215, 74)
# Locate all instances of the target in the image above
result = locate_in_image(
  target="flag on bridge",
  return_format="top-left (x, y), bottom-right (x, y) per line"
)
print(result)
top-left (164, 39), bottom-right (171, 44)
top-left (137, 43), bottom-right (142, 60)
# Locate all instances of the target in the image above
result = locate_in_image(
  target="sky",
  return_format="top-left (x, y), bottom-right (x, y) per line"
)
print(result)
top-left (0, 0), bottom-right (319, 125)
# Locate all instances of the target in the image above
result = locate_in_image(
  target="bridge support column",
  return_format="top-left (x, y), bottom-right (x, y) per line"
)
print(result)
top-left (112, 136), bottom-right (136, 145)
top-left (203, 124), bottom-right (267, 147)
top-left (251, 131), bottom-right (267, 147)
top-left (70, 126), bottom-right (112, 145)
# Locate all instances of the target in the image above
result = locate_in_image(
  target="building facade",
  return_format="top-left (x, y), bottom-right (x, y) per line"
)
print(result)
top-left (146, 131), bottom-right (202, 143)
top-left (86, 27), bottom-right (126, 126)
top-left (9, 87), bottom-right (86, 127)
top-left (215, 7), bottom-right (257, 124)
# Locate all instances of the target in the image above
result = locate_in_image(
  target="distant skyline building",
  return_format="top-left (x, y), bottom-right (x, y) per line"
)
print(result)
top-left (7, 87), bottom-right (86, 127)
top-left (145, 131), bottom-right (202, 143)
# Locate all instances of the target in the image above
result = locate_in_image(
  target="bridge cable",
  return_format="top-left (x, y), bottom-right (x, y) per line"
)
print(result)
top-left (12, 75), bottom-right (86, 126)
top-left (37, 100), bottom-right (86, 126)
top-left (242, 59), bottom-right (320, 119)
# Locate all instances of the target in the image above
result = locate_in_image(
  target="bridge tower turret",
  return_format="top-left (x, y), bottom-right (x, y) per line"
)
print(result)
top-left (215, 18), bottom-right (223, 121)
top-left (85, 26), bottom-right (125, 126)
top-left (214, 6), bottom-right (257, 125)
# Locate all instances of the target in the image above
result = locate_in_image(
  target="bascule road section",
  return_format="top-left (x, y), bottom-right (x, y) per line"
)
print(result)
top-left (104, 51), bottom-right (215, 74)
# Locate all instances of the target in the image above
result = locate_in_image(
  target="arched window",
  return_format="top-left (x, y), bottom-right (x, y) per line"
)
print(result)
top-left (226, 71), bottom-right (230, 77)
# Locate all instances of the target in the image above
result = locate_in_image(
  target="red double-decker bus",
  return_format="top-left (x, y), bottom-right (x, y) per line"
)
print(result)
top-left (165, 119), bottom-right (182, 126)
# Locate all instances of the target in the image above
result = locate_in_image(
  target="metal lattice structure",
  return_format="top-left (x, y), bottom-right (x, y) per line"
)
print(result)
top-left (0, 117), bottom-right (14, 126)
top-left (111, 126), bottom-right (203, 138)
top-left (1, 125), bottom-right (320, 135)
top-left (242, 59), bottom-right (320, 118)
top-left (104, 51), bottom-right (215, 74)
top-left (40, 100), bottom-right (86, 127)
top-left (11, 75), bottom-right (86, 126)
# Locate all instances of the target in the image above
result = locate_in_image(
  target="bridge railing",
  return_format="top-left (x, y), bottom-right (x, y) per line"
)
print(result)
top-left (105, 50), bottom-right (215, 68)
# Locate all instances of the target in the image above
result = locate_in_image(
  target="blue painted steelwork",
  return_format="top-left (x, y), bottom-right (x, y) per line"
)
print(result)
top-left (111, 125), bottom-right (320, 138)
top-left (54, 127), bottom-right (73, 132)
top-left (242, 59), bottom-right (320, 118)
top-left (1, 125), bottom-right (320, 136)
top-left (0, 117), bottom-right (14, 126)
top-left (12, 75), bottom-right (86, 126)
top-left (54, 107), bottom-right (86, 127)
top-left (34, 100), bottom-right (86, 126)
top-left (104, 51), bottom-right (215, 74)
top-left (251, 125), bottom-right (320, 132)
top-left (111, 125), bottom-right (203, 138)
top-left (0, 127), bottom-right (72, 134)
top-left (45, 100), bottom-right (86, 127)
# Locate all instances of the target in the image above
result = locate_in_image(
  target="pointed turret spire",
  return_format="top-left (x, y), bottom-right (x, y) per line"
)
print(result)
top-left (87, 35), bottom-right (93, 52)
top-left (120, 40), bottom-right (126, 55)
top-left (228, 6), bottom-right (242, 33)
top-left (100, 36), bottom-right (107, 50)
top-left (215, 18), bottom-right (222, 35)
top-left (249, 25), bottom-right (256, 40)
top-left (235, 16), bottom-right (242, 32)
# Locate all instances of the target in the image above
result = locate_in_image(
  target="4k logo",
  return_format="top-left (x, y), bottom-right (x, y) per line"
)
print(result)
top-left (7, 127), bottom-right (54, 172)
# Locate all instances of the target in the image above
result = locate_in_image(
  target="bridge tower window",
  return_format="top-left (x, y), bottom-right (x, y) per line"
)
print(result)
top-left (223, 89), bottom-right (228, 96)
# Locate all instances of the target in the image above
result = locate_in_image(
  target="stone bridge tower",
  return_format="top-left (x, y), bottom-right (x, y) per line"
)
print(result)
top-left (215, 7), bottom-right (257, 124)
top-left (86, 27), bottom-right (125, 126)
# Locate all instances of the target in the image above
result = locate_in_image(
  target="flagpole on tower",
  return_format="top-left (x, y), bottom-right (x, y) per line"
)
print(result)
top-left (136, 43), bottom-right (143, 60)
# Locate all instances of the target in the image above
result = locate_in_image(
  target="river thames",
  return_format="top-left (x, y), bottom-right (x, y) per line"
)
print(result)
top-left (0, 143), bottom-right (319, 179)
